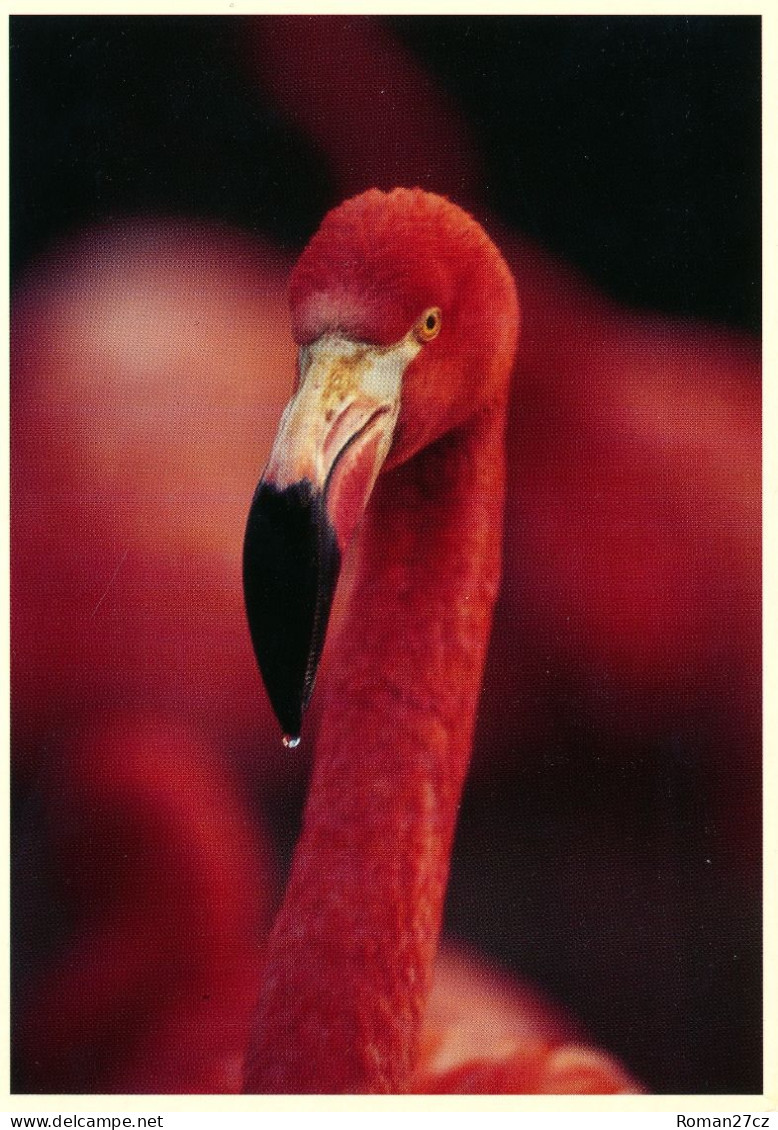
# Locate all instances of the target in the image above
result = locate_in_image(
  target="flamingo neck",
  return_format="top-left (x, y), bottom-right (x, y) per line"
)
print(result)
top-left (244, 400), bottom-right (507, 1093)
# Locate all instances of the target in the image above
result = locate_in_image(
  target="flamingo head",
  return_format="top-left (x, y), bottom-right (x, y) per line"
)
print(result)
top-left (243, 188), bottom-right (518, 742)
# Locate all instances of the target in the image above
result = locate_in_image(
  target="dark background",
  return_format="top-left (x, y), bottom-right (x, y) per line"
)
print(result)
top-left (11, 15), bottom-right (760, 331)
top-left (10, 15), bottom-right (762, 1096)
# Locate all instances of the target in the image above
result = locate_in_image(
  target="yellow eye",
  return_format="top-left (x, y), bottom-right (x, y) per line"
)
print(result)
top-left (414, 307), bottom-right (442, 343)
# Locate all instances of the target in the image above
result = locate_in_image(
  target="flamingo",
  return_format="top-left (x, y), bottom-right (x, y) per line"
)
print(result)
top-left (11, 18), bottom-right (759, 1091)
top-left (241, 186), bottom-right (638, 1094)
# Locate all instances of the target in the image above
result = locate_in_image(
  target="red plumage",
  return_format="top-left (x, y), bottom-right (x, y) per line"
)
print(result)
top-left (245, 188), bottom-right (522, 1092)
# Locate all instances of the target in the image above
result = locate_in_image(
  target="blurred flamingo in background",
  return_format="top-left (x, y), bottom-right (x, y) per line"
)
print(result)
top-left (14, 718), bottom-right (278, 1094)
top-left (11, 15), bottom-right (760, 1094)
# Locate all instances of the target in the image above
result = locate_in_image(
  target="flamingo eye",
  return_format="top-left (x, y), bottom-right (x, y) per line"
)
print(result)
top-left (414, 307), bottom-right (442, 343)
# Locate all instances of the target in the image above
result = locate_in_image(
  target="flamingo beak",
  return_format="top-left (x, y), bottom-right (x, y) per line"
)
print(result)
top-left (243, 334), bottom-right (420, 743)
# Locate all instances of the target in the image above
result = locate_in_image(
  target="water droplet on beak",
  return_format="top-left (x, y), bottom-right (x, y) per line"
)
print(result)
top-left (282, 733), bottom-right (301, 749)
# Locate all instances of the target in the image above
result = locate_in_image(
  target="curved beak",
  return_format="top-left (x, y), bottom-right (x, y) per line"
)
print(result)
top-left (243, 334), bottom-right (419, 743)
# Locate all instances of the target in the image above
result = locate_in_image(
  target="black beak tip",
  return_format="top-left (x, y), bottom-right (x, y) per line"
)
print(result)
top-left (242, 479), bottom-right (341, 742)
